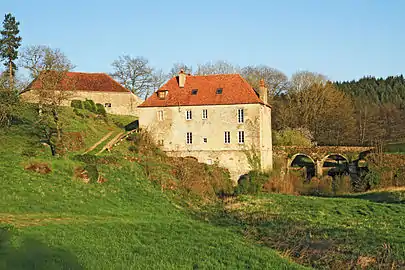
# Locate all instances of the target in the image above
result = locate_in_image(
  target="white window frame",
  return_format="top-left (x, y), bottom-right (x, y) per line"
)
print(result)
top-left (186, 132), bottom-right (193, 144)
top-left (224, 131), bottom-right (230, 144)
top-left (157, 110), bottom-right (164, 121)
top-left (238, 130), bottom-right (245, 144)
top-left (202, 109), bottom-right (208, 120)
top-left (186, 110), bottom-right (192, 120)
top-left (237, 108), bottom-right (244, 123)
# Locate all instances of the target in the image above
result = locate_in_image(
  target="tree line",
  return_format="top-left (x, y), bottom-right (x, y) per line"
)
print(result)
top-left (1, 12), bottom-right (404, 149)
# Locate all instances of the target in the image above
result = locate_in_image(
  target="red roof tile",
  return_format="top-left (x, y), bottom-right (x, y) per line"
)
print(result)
top-left (28, 72), bottom-right (130, 93)
top-left (139, 74), bottom-right (267, 107)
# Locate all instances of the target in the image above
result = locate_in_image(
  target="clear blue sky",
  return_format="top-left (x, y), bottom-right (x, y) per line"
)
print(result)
top-left (2, 0), bottom-right (404, 81)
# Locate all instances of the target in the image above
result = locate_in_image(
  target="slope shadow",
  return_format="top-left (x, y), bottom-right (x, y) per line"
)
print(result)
top-left (0, 227), bottom-right (83, 270)
top-left (337, 191), bottom-right (405, 204)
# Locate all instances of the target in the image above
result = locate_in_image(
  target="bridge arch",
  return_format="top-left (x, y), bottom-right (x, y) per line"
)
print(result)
top-left (288, 153), bottom-right (316, 180)
top-left (321, 153), bottom-right (349, 176)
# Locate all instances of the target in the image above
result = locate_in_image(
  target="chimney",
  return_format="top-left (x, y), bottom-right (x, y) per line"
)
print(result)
top-left (178, 69), bottom-right (186, 88)
top-left (259, 79), bottom-right (268, 104)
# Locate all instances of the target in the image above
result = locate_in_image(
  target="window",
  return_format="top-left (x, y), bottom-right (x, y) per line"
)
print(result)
top-left (191, 89), bottom-right (198, 95)
top-left (158, 90), bottom-right (168, 99)
top-left (203, 137), bottom-right (208, 143)
top-left (186, 132), bottom-right (193, 144)
top-left (157, 110), bottom-right (164, 121)
top-left (238, 131), bottom-right (245, 144)
top-left (216, 88), bottom-right (223, 94)
top-left (224, 131), bottom-right (230, 144)
top-left (158, 140), bottom-right (164, 146)
top-left (104, 103), bottom-right (112, 108)
top-left (202, 109), bottom-right (208, 119)
top-left (186, 110), bottom-right (192, 120)
top-left (207, 159), bottom-right (213, 165)
top-left (237, 108), bottom-right (244, 123)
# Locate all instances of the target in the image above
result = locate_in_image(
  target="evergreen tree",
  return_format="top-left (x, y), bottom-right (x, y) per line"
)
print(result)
top-left (0, 13), bottom-right (22, 88)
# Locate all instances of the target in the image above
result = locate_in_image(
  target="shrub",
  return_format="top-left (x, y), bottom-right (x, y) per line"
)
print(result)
top-left (235, 170), bottom-right (268, 195)
top-left (73, 108), bottom-right (86, 118)
top-left (84, 164), bottom-right (99, 183)
top-left (334, 175), bottom-right (352, 194)
top-left (300, 176), bottom-right (333, 196)
top-left (83, 99), bottom-right (97, 113)
top-left (71, 100), bottom-right (83, 109)
top-left (363, 170), bottom-right (380, 189)
top-left (263, 173), bottom-right (303, 195)
top-left (95, 103), bottom-right (107, 116)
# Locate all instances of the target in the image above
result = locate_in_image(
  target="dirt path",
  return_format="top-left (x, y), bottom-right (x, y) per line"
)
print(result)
top-left (83, 131), bottom-right (114, 154)
top-left (96, 132), bottom-right (124, 155)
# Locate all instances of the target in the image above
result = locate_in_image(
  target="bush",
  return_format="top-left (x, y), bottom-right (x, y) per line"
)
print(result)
top-left (84, 164), bottom-right (99, 183)
top-left (235, 170), bottom-right (268, 195)
top-left (300, 176), bottom-right (333, 196)
top-left (71, 100), bottom-right (83, 109)
top-left (83, 99), bottom-right (97, 113)
top-left (73, 108), bottom-right (86, 118)
top-left (95, 103), bottom-right (107, 116)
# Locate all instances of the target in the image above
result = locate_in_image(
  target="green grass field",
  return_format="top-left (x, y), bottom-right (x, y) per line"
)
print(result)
top-left (0, 107), bottom-right (303, 269)
top-left (208, 192), bottom-right (405, 269)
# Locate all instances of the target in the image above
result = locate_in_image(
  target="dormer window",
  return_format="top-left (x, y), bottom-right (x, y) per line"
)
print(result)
top-left (216, 88), bottom-right (223, 94)
top-left (191, 89), bottom-right (198, 95)
top-left (157, 90), bottom-right (168, 99)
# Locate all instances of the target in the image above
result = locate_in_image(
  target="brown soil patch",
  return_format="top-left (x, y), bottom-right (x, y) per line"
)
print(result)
top-left (24, 162), bottom-right (52, 174)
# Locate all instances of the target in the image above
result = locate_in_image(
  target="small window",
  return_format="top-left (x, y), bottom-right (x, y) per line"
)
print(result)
top-left (224, 131), bottom-right (230, 144)
top-left (191, 89), bottom-right (198, 95)
top-left (157, 110), bottom-right (164, 121)
top-left (158, 140), bottom-right (164, 146)
top-left (207, 159), bottom-right (213, 165)
top-left (158, 90), bottom-right (167, 99)
top-left (104, 103), bottom-right (112, 108)
top-left (237, 108), bottom-right (244, 123)
top-left (238, 131), bottom-right (245, 144)
top-left (216, 88), bottom-right (223, 94)
top-left (202, 109), bottom-right (208, 119)
top-left (203, 137), bottom-right (208, 143)
top-left (186, 132), bottom-right (193, 144)
top-left (186, 110), bottom-right (192, 120)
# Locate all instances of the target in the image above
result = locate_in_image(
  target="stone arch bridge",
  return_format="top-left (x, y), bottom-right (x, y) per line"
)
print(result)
top-left (273, 146), bottom-right (374, 178)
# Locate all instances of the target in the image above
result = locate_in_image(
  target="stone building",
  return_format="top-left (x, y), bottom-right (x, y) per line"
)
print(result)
top-left (21, 72), bottom-right (142, 116)
top-left (138, 70), bottom-right (272, 182)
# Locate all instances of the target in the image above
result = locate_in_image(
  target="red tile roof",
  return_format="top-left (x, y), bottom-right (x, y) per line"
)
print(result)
top-left (139, 74), bottom-right (267, 107)
top-left (27, 71), bottom-right (130, 93)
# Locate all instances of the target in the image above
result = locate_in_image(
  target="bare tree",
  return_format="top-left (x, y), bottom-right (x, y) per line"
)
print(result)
top-left (20, 45), bottom-right (75, 155)
top-left (145, 69), bottom-right (168, 99)
top-left (168, 63), bottom-right (193, 77)
top-left (195, 60), bottom-right (239, 75)
top-left (290, 70), bottom-right (327, 93)
top-left (110, 55), bottom-right (153, 97)
top-left (241, 65), bottom-right (289, 100)
top-left (19, 45), bottom-right (75, 79)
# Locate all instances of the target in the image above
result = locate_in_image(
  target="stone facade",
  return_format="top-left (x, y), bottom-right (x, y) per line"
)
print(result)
top-left (138, 73), bottom-right (273, 182)
top-left (21, 72), bottom-right (143, 116)
top-left (21, 89), bottom-right (142, 116)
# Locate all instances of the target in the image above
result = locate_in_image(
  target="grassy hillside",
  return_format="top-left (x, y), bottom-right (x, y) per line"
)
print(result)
top-left (0, 107), bottom-right (303, 269)
top-left (209, 192), bottom-right (405, 269)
